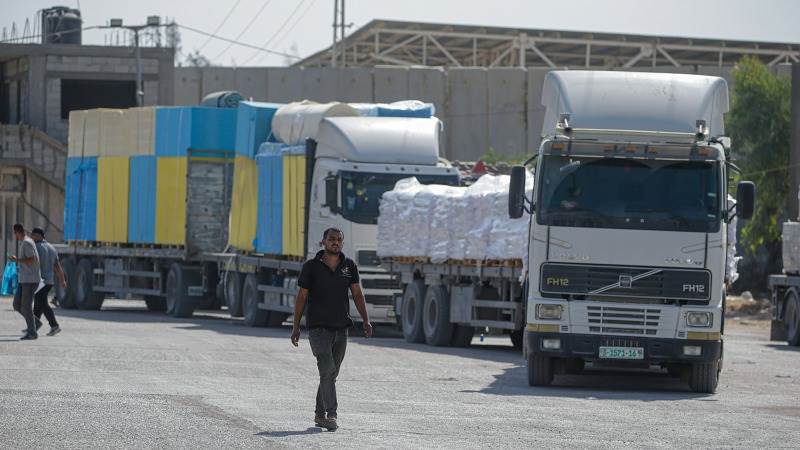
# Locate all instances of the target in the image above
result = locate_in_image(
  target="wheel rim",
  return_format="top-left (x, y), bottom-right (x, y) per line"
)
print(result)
top-left (403, 295), bottom-right (417, 329)
top-left (425, 294), bottom-right (437, 336)
top-left (166, 270), bottom-right (177, 313)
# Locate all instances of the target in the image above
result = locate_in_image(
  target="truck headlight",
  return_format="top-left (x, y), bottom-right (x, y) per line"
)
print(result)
top-left (686, 311), bottom-right (713, 328)
top-left (536, 304), bottom-right (563, 320)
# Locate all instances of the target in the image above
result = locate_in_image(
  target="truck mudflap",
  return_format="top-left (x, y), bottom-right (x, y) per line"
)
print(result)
top-left (526, 331), bottom-right (722, 364)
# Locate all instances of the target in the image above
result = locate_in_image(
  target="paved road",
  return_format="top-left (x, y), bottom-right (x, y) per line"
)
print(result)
top-left (1, 297), bottom-right (798, 449)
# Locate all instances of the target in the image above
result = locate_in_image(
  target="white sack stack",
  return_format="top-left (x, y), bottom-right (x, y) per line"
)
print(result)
top-left (377, 173), bottom-right (533, 264)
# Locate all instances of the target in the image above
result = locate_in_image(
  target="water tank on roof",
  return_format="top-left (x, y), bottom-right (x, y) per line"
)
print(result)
top-left (40, 6), bottom-right (82, 45)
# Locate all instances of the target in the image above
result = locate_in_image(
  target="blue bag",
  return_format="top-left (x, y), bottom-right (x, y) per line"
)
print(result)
top-left (1, 261), bottom-right (17, 296)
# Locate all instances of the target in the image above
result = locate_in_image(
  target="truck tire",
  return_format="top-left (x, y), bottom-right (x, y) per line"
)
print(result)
top-left (144, 296), bottom-right (167, 312)
top-left (225, 271), bottom-right (245, 318)
top-left (423, 285), bottom-right (454, 346)
top-left (75, 258), bottom-right (104, 310)
top-left (57, 257), bottom-right (78, 309)
top-left (166, 263), bottom-right (198, 318)
top-left (401, 280), bottom-right (426, 343)
top-left (688, 360), bottom-right (720, 393)
top-left (451, 325), bottom-right (474, 347)
top-left (243, 274), bottom-right (268, 327)
top-left (527, 353), bottom-right (554, 386)
top-left (785, 291), bottom-right (800, 346)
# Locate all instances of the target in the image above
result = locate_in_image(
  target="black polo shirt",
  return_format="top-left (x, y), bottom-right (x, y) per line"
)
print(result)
top-left (298, 250), bottom-right (359, 329)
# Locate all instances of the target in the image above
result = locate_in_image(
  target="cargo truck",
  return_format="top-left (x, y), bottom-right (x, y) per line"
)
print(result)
top-left (387, 71), bottom-right (755, 394)
top-left (56, 105), bottom-right (458, 327)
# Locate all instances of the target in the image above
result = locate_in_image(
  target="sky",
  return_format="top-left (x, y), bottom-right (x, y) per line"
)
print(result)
top-left (3, 0), bottom-right (800, 66)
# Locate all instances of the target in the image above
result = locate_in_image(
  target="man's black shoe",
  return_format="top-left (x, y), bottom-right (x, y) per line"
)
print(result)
top-left (318, 417), bottom-right (337, 432)
top-left (20, 334), bottom-right (37, 340)
top-left (314, 416), bottom-right (325, 427)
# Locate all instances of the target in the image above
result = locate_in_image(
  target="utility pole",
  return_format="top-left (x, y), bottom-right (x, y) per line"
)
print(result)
top-left (340, 0), bottom-right (346, 67)
top-left (104, 16), bottom-right (164, 106)
top-left (331, 0), bottom-right (338, 68)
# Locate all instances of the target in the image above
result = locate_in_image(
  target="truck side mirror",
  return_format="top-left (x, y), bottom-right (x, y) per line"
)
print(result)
top-left (324, 176), bottom-right (340, 214)
top-left (508, 166), bottom-right (527, 219)
top-left (736, 181), bottom-right (755, 220)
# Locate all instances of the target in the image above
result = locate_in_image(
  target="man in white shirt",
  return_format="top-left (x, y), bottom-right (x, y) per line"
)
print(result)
top-left (9, 224), bottom-right (41, 340)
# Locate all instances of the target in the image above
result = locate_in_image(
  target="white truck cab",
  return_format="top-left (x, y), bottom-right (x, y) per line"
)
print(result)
top-left (508, 71), bottom-right (755, 393)
top-left (308, 117), bottom-right (459, 323)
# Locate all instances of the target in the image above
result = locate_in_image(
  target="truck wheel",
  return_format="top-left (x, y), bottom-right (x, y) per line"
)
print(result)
top-left (57, 257), bottom-right (78, 309)
top-left (423, 285), bottom-right (453, 346)
top-left (401, 280), bottom-right (426, 343)
top-left (451, 325), bottom-right (474, 347)
top-left (243, 274), bottom-right (268, 327)
top-left (527, 353), bottom-right (554, 386)
top-left (771, 319), bottom-right (788, 342)
top-left (166, 263), bottom-right (198, 318)
top-left (688, 360), bottom-right (720, 393)
top-left (510, 330), bottom-right (524, 350)
top-left (225, 271), bottom-right (245, 318)
top-left (75, 258), bottom-right (104, 310)
top-left (144, 296), bottom-right (167, 312)
top-left (785, 291), bottom-right (800, 346)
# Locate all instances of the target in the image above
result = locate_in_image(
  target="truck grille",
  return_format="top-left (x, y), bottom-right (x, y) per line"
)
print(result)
top-left (540, 263), bottom-right (711, 301)
top-left (587, 305), bottom-right (661, 336)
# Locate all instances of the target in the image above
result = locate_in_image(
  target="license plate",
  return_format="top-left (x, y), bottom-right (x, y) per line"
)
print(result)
top-left (599, 346), bottom-right (644, 360)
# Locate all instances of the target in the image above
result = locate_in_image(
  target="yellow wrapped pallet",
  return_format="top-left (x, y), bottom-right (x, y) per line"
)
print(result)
top-left (96, 156), bottom-right (130, 242)
top-left (155, 157), bottom-right (188, 245)
top-left (282, 151), bottom-right (306, 257)
top-left (228, 156), bottom-right (258, 251)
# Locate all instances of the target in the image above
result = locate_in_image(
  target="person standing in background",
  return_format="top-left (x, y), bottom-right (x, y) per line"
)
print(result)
top-left (30, 227), bottom-right (64, 336)
top-left (9, 224), bottom-right (41, 340)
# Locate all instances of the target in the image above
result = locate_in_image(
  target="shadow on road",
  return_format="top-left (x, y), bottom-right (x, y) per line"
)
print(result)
top-left (766, 343), bottom-right (800, 352)
top-left (466, 364), bottom-right (712, 400)
top-left (256, 427), bottom-right (323, 437)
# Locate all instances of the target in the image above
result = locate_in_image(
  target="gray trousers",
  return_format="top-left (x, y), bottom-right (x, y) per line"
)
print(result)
top-left (309, 327), bottom-right (348, 418)
top-left (13, 283), bottom-right (37, 336)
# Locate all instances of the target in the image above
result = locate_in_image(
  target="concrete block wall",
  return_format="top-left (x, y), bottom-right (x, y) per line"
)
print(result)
top-left (174, 65), bottom-right (795, 162)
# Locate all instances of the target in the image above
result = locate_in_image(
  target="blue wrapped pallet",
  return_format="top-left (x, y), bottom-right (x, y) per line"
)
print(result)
top-left (64, 157), bottom-right (98, 241)
top-left (128, 155), bottom-right (157, 243)
top-left (155, 107), bottom-right (238, 156)
top-left (255, 143), bottom-right (285, 254)
top-left (235, 101), bottom-right (282, 158)
top-left (376, 100), bottom-right (434, 118)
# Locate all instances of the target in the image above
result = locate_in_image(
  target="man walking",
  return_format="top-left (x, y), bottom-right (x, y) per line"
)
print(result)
top-left (291, 228), bottom-right (373, 432)
top-left (9, 224), bottom-right (41, 340)
top-left (31, 227), bottom-right (64, 336)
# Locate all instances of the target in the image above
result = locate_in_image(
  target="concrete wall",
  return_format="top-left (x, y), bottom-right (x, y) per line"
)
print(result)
top-left (175, 65), bottom-right (795, 162)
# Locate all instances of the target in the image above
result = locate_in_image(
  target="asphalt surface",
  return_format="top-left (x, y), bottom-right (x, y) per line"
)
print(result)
top-left (1, 297), bottom-right (799, 449)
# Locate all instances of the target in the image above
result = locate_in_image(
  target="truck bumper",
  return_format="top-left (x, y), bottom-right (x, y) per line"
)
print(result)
top-left (527, 331), bottom-right (722, 364)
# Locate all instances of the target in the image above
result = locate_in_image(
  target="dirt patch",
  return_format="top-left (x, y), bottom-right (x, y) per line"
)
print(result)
top-left (726, 295), bottom-right (771, 320)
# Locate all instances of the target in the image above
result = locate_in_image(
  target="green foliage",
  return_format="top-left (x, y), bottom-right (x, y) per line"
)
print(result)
top-left (479, 148), bottom-right (532, 166)
top-left (727, 56), bottom-right (792, 258)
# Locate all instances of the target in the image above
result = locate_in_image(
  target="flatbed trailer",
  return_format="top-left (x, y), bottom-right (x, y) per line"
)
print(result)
top-left (767, 274), bottom-right (800, 344)
top-left (383, 258), bottom-right (526, 348)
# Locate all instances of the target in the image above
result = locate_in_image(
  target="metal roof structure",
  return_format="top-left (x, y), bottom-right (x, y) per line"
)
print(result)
top-left (295, 19), bottom-right (800, 69)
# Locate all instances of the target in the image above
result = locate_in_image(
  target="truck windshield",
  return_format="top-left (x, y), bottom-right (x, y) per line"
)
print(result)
top-left (536, 156), bottom-right (721, 232)
top-left (341, 171), bottom-right (459, 225)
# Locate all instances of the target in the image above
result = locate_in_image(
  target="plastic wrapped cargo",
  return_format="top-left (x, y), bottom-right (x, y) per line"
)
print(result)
top-left (377, 173), bottom-right (533, 264)
top-left (155, 107), bottom-right (237, 157)
top-left (271, 101), bottom-right (358, 145)
top-left (98, 109), bottom-right (129, 156)
top-left (64, 157), bottom-right (97, 241)
top-left (128, 155), bottom-right (157, 243)
top-left (376, 100), bottom-right (435, 118)
top-left (255, 143), bottom-right (286, 255)
top-left (155, 157), bottom-right (188, 245)
top-left (96, 156), bottom-right (130, 242)
top-left (235, 101), bottom-right (282, 158)
top-left (132, 107), bottom-right (156, 155)
top-left (228, 156), bottom-right (259, 251)
top-left (282, 147), bottom-right (306, 257)
top-left (67, 109), bottom-right (103, 157)
top-left (783, 221), bottom-right (800, 275)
